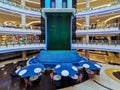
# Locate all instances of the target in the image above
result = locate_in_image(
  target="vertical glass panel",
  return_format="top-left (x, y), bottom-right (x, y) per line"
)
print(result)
top-left (45, 0), bottom-right (50, 8)
top-left (40, 0), bottom-right (45, 8)
top-left (62, 0), bottom-right (67, 8)
top-left (68, 0), bottom-right (72, 8)
top-left (50, 0), bottom-right (55, 8)
top-left (72, 0), bottom-right (76, 8)
top-left (56, 0), bottom-right (62, 8)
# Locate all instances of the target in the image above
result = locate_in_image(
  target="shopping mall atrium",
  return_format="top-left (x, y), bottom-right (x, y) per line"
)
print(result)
top-left (0, 0), bottom-right (120, 90)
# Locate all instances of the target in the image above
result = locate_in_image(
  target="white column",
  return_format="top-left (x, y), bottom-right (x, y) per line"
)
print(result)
top-left (85, 16), bottom-right (90, 58)
top-left (3, 0), bottom-right (5, 3)
top-left (22, 51), bottom-right (26, 60)
top-left (21, 0), bottom-right (26, 60)
top-left (85, 0), bottom-right (90, 43)
top-left (21, 0), bottom-right (26, 29)
top-left (85, 0), bottom-right (90, 59)
top-left (85, 15), bottom-right (90, 30)
top-left (118, 34), bottom-right (120, 44)
top-left (118, 52), bottom-right (120, 61)
top-left (117, 0), bottom-right (120, 3)
top-left (21, 14), bottom-right (26, 29)
top-left (86, 35), bottom-right (89, 43)
top-left (86, 0), bottom-right (90, 10)
top-left (85, 16), bottom-right (90, 43)
top-left (107, 36), bottom-right (111, 44)
top-left (21, 0), bottom-right (25, 6)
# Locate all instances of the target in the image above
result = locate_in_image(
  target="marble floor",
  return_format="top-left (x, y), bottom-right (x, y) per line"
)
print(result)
top-left (0, 52), bottom-right (120, 90)
top-left (78, 51), bottom-right (120, 64)
top-left (59, 63), bottom-right (120, 90)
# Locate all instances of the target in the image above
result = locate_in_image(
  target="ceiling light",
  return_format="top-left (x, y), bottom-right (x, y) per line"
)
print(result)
top-left (97, 19), bottom-right (100, 22)
top-left (93, 4), bottom-right (110, 10)
top-left (13, 61), bottom-right (17, 64)
top-left (1, 68), bottom-right (4, 70)
top-left (113, 70), bottom-right (117, 72)
top-left (4, 72), bottom-right (7, 75)
top-left (76, 23), bottom-right (81, 26)
top-left (26, 21), bottom-right (41, 26)
top-left (25, 0), bottom-right (40, 4)
top-left (107, 4), bottom-right (111, 7)
top-left (0, 65), bottom-right (5, 68)
top-left (104, 15), bottom-right (120, 24)
top-left (77, 0), bottom-right (97, 5)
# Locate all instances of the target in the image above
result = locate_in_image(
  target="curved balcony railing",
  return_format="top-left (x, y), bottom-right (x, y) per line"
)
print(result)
top-left (0, 0), bottom-right (119, 16)
top-left (0, 0), bottom-right (40, 12)
top-left (0, 23), bottom-right (119, 35)
top-left (0, 43), bottom-right (46, 53)
top-left (0, 25), bottom-right (41, 34)
top-left (1, 39), bottom-right (119, 47)
top-left (0, 39), bottom-right (119, 53)
top-left (77, 23), bottom-right (120, 30)
top-left (77, 1), bottom-right (120, 12)
top-left (72, 40), bottom-right (120, 46)
top-left (0, 40), bottom-right (45, 47)
top-left (0, 25), bottom-right (41, 30)
top-left (72, 40), bottom-right (120, 52)
top-left (0, 39), bottom-right (46, 53)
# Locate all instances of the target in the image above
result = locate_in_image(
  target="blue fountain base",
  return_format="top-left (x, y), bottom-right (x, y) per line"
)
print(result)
top-left (27, 50), bottom-right (101, 70)
top-left (35, 50), bottom-right (83, 65)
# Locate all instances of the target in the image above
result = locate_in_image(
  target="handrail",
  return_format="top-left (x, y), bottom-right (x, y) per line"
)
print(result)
top-left (0, 0), bottom-right (119, 13)
top-left (0, 43), bottom-right (46, 53)
top-left (0, 25), bottom-right (41, 31)
top-left (77, 23), bottom-right (120, 30)
top-left (0, 40), bottom-right (45, 47)
top-left (0, 23), bottom-right (119, 31)
top-left (77, 1), bottom-right (120, 12)
top-left (0, 0), bottom-right (40, 12)
top-left (0, 39), bottom-right (119, 46)
top-left (72, 40), bottom-right (120, 46)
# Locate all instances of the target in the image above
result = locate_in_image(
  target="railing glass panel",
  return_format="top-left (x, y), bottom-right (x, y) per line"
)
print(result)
top-left (77, 23), bottom-right (120, 30)
top-left (0, 25), bottom-right (41, 31)
top-left (0, 0), bottom-right (119, 13)
top-left (0, 40), bottom-right (45, 47)
top-left (72, 40), bottom-right (120, 46)
top-left (77, 1), bottom-right (120, 12)
top-left (0, 0), bottom-right (40, 12)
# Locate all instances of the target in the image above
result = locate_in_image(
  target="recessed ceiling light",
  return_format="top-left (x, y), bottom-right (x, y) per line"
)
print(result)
top-left (25, 0), bottom-right (40, 4)
top-left (97, 19), bottom-right (100, 21)
top-left (77, 0), bottom-right (97, 5)
top-left (0, 65), bottom-right (5, 68)
top-left (13, 61), bottom-right (17, 64)
top-left (1, 68), bottom-right (4, 71)
top-left (4, 72), bottom-right (7, 75)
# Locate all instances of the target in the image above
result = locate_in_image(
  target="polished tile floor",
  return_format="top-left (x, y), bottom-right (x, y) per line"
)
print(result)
top-left (59, 63), bottom-right (120, 90)
top-left (0, 52), bottom-right (120, 90)
top-left (78, 51), bottom-right (120, 64)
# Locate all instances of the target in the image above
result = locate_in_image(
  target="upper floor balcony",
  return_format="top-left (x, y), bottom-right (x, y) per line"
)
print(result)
top-left (76, 1), bottom-right (120, 17)
top-left (0, 43), bottom-right (45, 53)
top-left (72, 43), bottom-right (120, 52)
top-left (0, 25), bottom-right (41, 35)
top-left (76, 23), bottom-right (120, 35)
top-left (0, 23), bottom-right (119, 35)
top-left (0, 0), bottom-right (41, 17)
top-left (0, 0), bottom-right (119, 17)
top-left (0, 39), bottom-right (119, 53)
